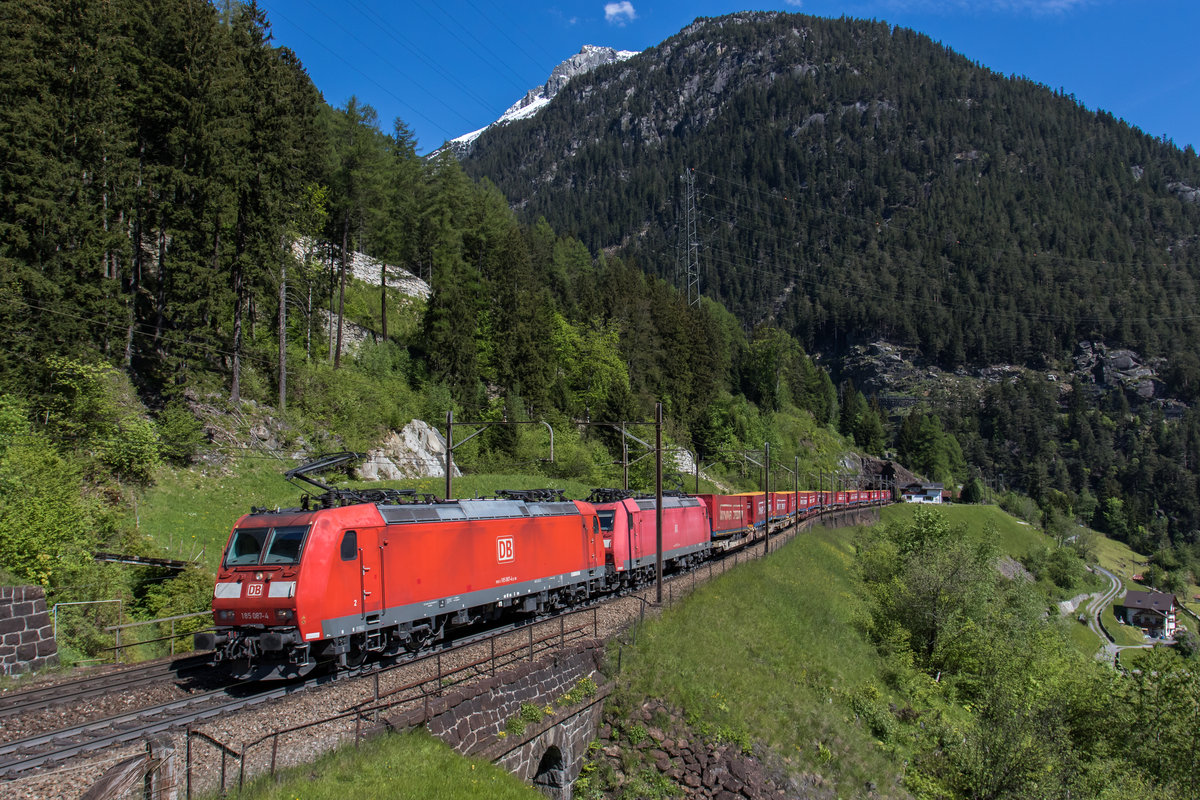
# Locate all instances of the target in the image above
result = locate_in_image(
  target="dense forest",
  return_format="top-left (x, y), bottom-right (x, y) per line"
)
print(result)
top-left (0, 0), bottom-right (855, 601)
top-left (461, 11), bottom-right (1200, 587)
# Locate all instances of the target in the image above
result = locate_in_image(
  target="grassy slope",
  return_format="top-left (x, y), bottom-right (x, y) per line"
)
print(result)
top-left (881, 502), bottom-right (1045, 556)
top-left (218, 729), bottom-right (541, 800)
top-left (615, 518), bottom-right (906, 795)
top-left (611, 503), bottom-right (1170, 797)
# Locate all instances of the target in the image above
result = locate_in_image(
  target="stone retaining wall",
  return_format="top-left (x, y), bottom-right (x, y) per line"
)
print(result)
top-left (386, 639), bottom-right (605, 755)
top-left (384, 640), bottom-right (607, 799)
top-left (0, 586), bottom-right (58, 676)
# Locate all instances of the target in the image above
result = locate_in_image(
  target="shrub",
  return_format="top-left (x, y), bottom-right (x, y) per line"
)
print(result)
top-left (518, 702), bottom-right (544, 723)
top-left (100, 416), bottom-right (162, 484)
top-left (1046, 548), bottom-right (1085, 590)
top-left (1174, 628), bottom-right (1198, 659)
top-left (157, 403), bottom-right (206, 465)
top-left (999, 492), bottom-right (1040, 526)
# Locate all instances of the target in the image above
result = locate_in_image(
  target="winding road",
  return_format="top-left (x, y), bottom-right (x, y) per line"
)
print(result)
top-left (1084, 565), bottom-right (1153, 662)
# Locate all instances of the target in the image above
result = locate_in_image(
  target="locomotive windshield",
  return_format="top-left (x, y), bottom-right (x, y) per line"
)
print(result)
top-left (596, 510), bottom-right (615, 532)
top-left (224, 525), bottom-right (310, 567)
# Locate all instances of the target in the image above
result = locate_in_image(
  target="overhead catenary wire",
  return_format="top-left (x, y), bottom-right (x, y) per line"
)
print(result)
top-left (257, 0), bottom-right (464, 140)
top-left (408, 0), bottom-right (535, 97)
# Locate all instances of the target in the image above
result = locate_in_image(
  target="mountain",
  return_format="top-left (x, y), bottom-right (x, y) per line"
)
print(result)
top-left (460, 12), bottom-right (1200, 379)
top-left (434, 45), bottom-right (638, 157)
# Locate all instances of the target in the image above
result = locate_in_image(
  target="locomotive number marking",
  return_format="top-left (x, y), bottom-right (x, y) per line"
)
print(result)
top-left (497, 536), bottom-right (515, 563)
top-left (247, 583), bottom-right (264, 597)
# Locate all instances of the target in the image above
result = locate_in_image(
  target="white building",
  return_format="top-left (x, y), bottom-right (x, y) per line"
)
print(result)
top-left (901, 483), bottom-right (944, 504)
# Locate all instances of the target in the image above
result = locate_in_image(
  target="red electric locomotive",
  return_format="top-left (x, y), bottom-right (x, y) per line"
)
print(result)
top-left (197, 488), bottom-right (604, 679)
top-left (587, 490), bottom-right (711, 589)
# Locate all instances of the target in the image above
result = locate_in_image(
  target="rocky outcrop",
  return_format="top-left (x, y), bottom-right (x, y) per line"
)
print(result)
top-left (292, 238), bottom-right (430, 299)
top-left (1073, 341), bottom-right (1165, 400)
top-left (1167, 181), bottom-right (1200, 205)
top-left (840, 339), bottom-right (1186, 418)
top-left (316, 310), bottom-right (375, 360)
top-left (592, 699), bottom-right (836, 799)
top-left (357, 420), bottom-right (461, 481)
top-left (517, 45), bottom-right (637, 114)
top-left (997, 555), bottom-right (1035, 583)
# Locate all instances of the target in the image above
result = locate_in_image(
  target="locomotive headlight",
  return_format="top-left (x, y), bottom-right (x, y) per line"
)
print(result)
top-left (255, 572), bottom-right (265, 581)
top-left (275, 608), bottom-right (294, 621)
top-left (217, 610), bottom-right (236, 621)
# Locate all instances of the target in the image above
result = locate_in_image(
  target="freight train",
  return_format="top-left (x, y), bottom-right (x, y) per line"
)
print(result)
top-left (196, 469), bottom-right (888, 679)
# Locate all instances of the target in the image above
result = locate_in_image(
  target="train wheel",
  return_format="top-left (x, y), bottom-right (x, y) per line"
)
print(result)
top-left (343, 635), bottom-right (368, 669)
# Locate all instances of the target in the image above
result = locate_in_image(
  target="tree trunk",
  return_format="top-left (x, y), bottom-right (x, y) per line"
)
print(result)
top-left (278, 248), bottom-right (287, 411)
top-left (380, 260), bottom-right (387, 342)
top-left (327, 246), bottom-right (335, 362)
top-left (305, 282), bottom-right (312, 361)
top-left (334, 215), bottom-right (348, 369)
top-left (154, 218), bottom-right (167, 350)
top-left (231, 207), bottom-right (245, 403)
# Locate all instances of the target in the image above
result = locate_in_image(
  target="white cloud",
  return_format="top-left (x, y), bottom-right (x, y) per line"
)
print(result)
top-left (993, 0), bottom-right (1089, 10)
top-left (785, 0), bottom-right (803, 7)
top-left (605, 2), bottom-right (637, 25)
top-left (890, 0), bottom-right (1091, 11)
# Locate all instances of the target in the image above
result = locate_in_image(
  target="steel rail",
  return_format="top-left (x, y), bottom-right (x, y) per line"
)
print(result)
top-left (0, 654), bottom-right (209, 720)
top-left (0, 681), bottom-right (303, 778)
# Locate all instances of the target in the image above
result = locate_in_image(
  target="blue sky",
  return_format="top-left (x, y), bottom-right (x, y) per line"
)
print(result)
top-left (258, 1), bottom-right (1199, 157)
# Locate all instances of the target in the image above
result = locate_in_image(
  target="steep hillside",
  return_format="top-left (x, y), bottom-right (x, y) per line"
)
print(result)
top-left (463, 11), bottom-right (1200, 374)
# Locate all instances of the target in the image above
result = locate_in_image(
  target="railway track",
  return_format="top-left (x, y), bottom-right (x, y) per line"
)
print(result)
top-left (0, 613), bottom-right (559, 781)
top-left (0, 679), bottom-right (310, 779)
top-left (0, 654), bottom-right (209, 721)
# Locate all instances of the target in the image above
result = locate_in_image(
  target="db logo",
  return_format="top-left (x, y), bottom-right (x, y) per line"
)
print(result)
top-left (247, 583), bottom-right (264, 597)
top-left (496, 536), bottom-right (515, 563)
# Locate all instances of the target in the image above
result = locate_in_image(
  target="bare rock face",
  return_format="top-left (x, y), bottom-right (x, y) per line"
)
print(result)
top-left (1167, 181), bottom-right (1200, 204)
top-left (1074, 341), bottom-right (1166, 399)
top-left (997, 555), bottom-right (1034, 583)
top-left (358, 420), bottom-right (461, 481)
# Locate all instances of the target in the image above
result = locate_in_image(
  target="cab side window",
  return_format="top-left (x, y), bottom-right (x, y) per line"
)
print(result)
top-left (340, 530), bottom-right (357, 561)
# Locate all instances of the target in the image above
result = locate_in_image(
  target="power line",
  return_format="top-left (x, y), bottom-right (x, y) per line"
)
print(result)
top-left (340, 0), bottom-right (500, 117)
top-left (258, 0), bottom-right (459, 139)
top-left (409, 0), bottom-right (533, 97)
top-left (461, 0), bottom-right (555, 76)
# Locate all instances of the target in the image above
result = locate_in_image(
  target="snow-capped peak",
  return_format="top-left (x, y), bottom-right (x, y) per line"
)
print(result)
top-left (440, 45), bottom-right (638, 155)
